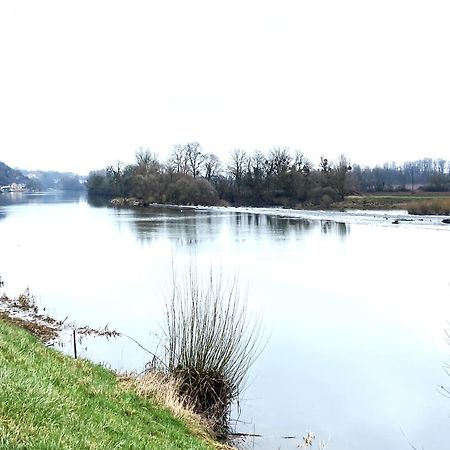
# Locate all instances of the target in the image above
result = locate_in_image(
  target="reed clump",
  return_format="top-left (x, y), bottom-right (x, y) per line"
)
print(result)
top-left (150, 266), bottom-right (262, 437)
top-left (407, 198), bottom-right (450, 215)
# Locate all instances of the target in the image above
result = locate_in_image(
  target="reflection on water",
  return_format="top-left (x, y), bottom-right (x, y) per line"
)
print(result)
top-left (321, 220), bottom-right (349, 237)
top-left (0, 194), bottom-right (450, 450)
top-left (0, 191), bottom-right (84, 206)
top-left (122, 207), bottom-right (349, 246)
top-left (0, 191), bottom-right (84, 222)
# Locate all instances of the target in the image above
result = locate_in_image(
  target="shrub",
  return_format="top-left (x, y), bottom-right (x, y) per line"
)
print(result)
top-left (167, 177), bottom-right (219, 206)
top-left (309, 186), bottom-right (339, 205)
top-left (320, 194), bottom-right (333, 208)
top-left (152, 266), bottom-right (262, 436)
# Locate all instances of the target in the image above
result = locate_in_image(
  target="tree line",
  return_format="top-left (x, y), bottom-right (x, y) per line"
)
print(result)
top-left (0, 160), bottom-right (86, 192)
top-left (87, 144), bottom-right (450, 207)
top-left (0, 161), bottom-right (29, 187)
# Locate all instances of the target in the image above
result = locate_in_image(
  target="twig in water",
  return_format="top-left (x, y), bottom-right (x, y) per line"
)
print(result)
top-left (123, 334), bottom-right (168, 372)
top-left (400, 428), bottom-right (424, 450)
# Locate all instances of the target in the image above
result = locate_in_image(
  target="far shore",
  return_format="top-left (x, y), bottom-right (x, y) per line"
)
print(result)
top-left (108, 192), bottom-right (450, 214)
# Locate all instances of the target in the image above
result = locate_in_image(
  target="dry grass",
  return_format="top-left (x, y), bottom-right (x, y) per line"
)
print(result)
top-left (298, 431), bottom-right (330, 449)
top-left (407, 198), bottom-right (450, 215)
top-left (121, 371), bottom-right (234, 450)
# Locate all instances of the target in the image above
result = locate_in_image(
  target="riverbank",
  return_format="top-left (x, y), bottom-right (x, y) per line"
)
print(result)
top-left (108, 192), bottom-right (450, 213)
top-left (327, 192), bottom-right (450, 211)
top-left (0, 316), bottom-right (227, 450)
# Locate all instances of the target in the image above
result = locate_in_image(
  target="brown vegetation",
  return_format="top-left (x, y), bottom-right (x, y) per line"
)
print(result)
top-left (407, 198), bottom-right (450, 215)
top-left (149, 266), bottom-right (263, 437)
top-left (121, 371), bottom-right (233, 449)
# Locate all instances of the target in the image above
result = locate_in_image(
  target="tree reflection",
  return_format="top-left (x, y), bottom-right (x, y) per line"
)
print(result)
top-left (0, 191), bottom-right (84, 206)
top-left (321, 220), bottom-right (349, 237)
top-left (127, 207), bottom-right (217, 246)
top-left (123, 207), bottom-right (350, 246)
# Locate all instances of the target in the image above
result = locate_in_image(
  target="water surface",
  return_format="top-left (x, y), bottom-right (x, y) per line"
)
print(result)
top-left (1, 192), bottom-right (450, 450)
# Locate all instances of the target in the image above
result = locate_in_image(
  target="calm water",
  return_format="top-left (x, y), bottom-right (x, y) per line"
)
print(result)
top-left (1, 192), bottom-right (450, 450)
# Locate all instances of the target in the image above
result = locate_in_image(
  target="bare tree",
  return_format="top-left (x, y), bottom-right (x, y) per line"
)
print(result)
top-left (330, 154), bottom-right (352, 200)
top-left (319, 156), bottom-right (332, 173)
top-left (293, 151), bottom-right (311, 175)
top-left (228, 149), bottom-right (247, 193)
top-left (267, 147), bottom-right (291, 176)
top-left (106, 161), bottom-right (125, 197)
top-left (135, 149), bottom-right (160, 175)
top-left (203, 153), bottom-right (221, 181)
top-left (183, 142), bottom-right (204, 178)
top-left (436, 158), bottom-right (447, 173)
top-left (404, 161), bottom-right (418, 194)
top-left (250, 150), bottom-right (266, 179)
top-left (167, 145), bottom-right (189, 175)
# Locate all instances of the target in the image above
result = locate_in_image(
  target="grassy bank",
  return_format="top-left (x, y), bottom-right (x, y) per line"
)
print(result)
top-left (0, 319), bottom-right (219, 450)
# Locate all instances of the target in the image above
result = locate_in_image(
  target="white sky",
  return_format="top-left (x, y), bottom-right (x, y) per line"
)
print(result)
top-left (1, 0), bottom-right (450, 175)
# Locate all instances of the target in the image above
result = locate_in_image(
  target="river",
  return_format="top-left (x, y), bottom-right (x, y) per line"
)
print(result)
top-left (1, 191), bottom-right (450, 449)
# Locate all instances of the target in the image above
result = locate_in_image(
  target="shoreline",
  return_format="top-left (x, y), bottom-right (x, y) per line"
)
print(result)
top-left (108, 192), bottom-right (450, 214)
top-left (0, 291), bottom-right (233, 449)
top-left (105, 196), bottom-right (450, 230)
top-left (0, 318), bottom-right (226, 450)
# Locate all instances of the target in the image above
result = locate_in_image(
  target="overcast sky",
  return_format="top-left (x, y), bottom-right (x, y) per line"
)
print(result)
top-left (1, 1), bottom-right (450, 175)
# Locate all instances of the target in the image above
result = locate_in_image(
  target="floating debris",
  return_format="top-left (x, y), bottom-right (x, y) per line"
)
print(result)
top-left (0, 288), bottom-right (121, 347)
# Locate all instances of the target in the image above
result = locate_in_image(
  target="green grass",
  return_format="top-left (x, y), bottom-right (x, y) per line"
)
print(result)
top-left (0, 319), bottom-right (216, 450)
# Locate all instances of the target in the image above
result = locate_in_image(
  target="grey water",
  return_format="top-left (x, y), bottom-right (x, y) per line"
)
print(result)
top-left (1, 191), bottom-right (450, 450)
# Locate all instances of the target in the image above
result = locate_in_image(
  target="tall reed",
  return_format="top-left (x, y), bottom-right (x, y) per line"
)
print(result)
top-left (407, 198), bottom-right (450, 215)
top-left (153, 265), bottom-right (262, 435)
